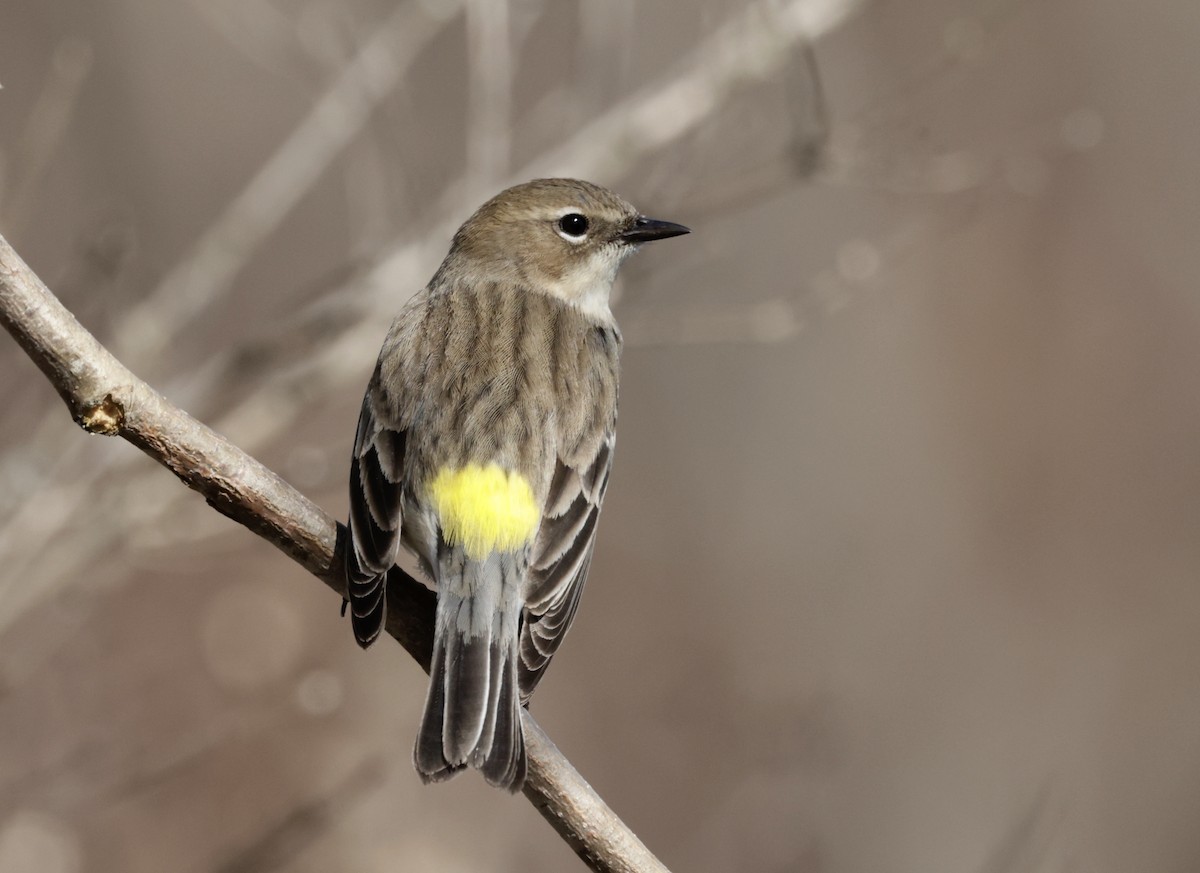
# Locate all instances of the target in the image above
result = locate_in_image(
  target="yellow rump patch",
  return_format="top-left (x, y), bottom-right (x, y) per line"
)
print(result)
top-left (428, 464), bottom-right (540, 560)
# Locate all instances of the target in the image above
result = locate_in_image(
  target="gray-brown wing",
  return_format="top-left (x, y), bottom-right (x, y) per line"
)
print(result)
top-left (345, 378), bottom-right (407, 648)
top-left (519, 434), bottom-right (615, 700)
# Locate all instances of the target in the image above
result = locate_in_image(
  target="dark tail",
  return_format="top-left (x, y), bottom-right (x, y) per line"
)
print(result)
top-left (413, 555), bottom-right (527, 791)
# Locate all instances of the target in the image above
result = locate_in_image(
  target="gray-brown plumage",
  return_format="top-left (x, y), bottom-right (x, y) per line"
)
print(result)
top-left (345, 178), bottom-right (688, 791)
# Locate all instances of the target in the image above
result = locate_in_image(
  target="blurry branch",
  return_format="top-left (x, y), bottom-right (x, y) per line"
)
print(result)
top-left (216, 757), bottom-right (387, 873)
top-left (978, 788), bottom-right (1062, 873)
top-left (534, 0), bottom-right (858, 180)
top-left (112, 0), bottom-right (464, 368)
top-left (465, 0), bottom-right (513, 188)
top-left (578, 0), bottom-right (636, 112)
top-left (187, 0), bottom-right (314, 79)
top-left (0, 234), bottom-right (672, 873)
top-left (0, 38), bottom-right (93, 231)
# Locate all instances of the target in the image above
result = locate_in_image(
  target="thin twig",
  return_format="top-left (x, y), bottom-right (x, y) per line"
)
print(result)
top-left (0, 235), bottom-right (671, 873)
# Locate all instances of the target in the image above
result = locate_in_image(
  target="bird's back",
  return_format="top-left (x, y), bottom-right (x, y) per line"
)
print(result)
top-left (378, 278), bottom-right (620, 532)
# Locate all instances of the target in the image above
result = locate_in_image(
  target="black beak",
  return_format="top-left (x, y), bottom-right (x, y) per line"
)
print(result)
top-left (620, 216), bottom-right (691, 244)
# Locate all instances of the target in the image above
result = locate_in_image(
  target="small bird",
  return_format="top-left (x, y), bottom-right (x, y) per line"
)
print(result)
top-left (345, 178), bottom-right (688, 791)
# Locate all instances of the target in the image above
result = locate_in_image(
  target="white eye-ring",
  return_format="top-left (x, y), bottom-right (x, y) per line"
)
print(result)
top-left (555, 209), bottom-right (590, 243)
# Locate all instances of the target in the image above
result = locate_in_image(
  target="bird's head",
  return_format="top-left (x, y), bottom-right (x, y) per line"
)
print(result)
top-left (446, 178), bottom-right (689, 320)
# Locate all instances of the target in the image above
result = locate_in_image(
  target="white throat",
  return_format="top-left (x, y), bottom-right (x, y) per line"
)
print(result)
top-left (545, 245), bottom-right (626, 322)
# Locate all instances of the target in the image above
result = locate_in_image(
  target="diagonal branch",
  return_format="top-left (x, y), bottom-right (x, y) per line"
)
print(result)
top-left (0, 233), bottom-right (671, 873)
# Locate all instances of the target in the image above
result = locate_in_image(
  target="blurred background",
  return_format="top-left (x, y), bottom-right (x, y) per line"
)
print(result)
top-left (3, 0), bottom-right (1200, 870)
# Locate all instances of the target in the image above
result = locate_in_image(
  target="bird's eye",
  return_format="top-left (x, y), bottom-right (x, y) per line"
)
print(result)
top-left (557, 213), bottom-right (589, 238)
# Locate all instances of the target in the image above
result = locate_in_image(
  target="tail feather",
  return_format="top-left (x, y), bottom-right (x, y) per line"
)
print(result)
top-left (441, 628), bottom-right (490, 762)
top-left (468, 640), bottom-right (504, 767)
top-left (479, 652), bottom-right (525, 789)
top-left (415, 630), bottom-right (525, 790)
top-left (413, 551), bottom-right (527, 791)
top-left (413, 639), bottom-right (461, 783)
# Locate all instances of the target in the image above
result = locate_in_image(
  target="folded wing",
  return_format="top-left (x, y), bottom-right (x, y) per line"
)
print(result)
top-left (520, 434), bottom-right (615, 699)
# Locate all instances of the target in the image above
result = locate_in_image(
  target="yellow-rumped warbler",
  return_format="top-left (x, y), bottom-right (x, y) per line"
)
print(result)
top-left (345, 178), bottom-right (688, 791)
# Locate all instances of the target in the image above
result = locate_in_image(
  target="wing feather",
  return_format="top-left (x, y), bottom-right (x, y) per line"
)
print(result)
top-left (346, 388), bottom-right (407, 647)
top-left (519, 433), bottom-right (614, 699)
